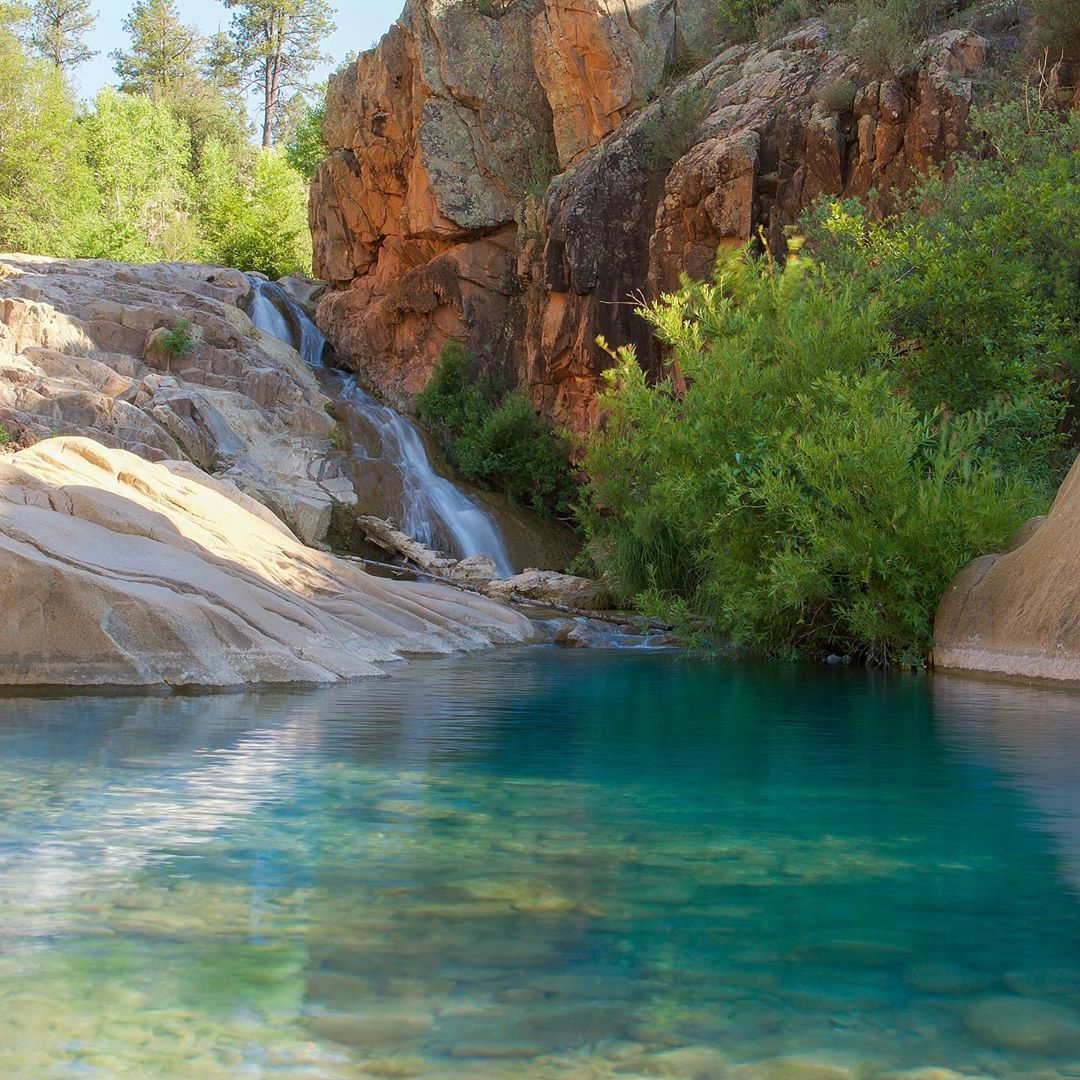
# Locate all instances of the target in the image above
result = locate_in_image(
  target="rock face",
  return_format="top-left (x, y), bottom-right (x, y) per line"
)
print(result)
top-left (934, 456), bottom-right (1080, 682)
top-left (312, 0), bottom-right (989, 433)
top-left (0, 437), bottom-right (534, 688)
top-left (0, 255), bottom-right (353, 543)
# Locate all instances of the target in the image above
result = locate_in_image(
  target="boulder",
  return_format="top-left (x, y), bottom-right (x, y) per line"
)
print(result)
top-left (934, 454), bottom-right (1080, 681)
top-left (0, 255), bottom-right (350, 545)
top-left (0, 437), bottom-right (534, 688)
top-left (487, 567), bottom-right (613, 609)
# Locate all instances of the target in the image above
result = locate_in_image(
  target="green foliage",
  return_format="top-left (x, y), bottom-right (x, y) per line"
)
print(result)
top-left (111, 0), bottom-right (204, 94)
top-left (279, 91), bottom-right (327, 179)
top-left (29, 0), bottom-right (96, 69)
top-left (80, 87), bottom-right (195, 261)
top-left (328, 423), bottom-right (347, 452)
top-left (580, 247), bottom-right (1051, 666)
top-left (1030, 0), bottom-right (1080, 62)
top-left (161, 318), bottom-right (195, 358)
top-left (417, 341), bottom-right (576, 517)
top-left (522, 144), bottom-right (556, 203)
top-left (806, 95), bottom-right (1079, 484)
top-left (641, 82), bottom-right (711, 169)
top-left (222, 0), bottom-right (335, 147)
top-left (211, 148), bottom-right (313, 278)
top-left (0, 424), bottom-right (11, 446)
top-left (0, 29), bottom-right (97, 255)
top-left (816, 78), bottom-right (856, 113)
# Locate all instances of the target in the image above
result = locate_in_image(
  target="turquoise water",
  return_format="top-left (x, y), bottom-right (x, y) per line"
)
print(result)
top-left (3, 650), bottom-right (1080, 1078)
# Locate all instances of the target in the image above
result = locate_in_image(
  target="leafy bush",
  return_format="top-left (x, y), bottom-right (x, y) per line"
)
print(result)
top-left (417, 341), bottom-right (575, 517)
top-left (1030, 0), bottom-right (1080, 62)
top-left (0, 424), bottom-right (11, 446)
top-left (641, 83), bottom-right (712, 168)
top-left (806, 95), bottom-right (1079, 484)
top-left (161, 318), bottom-right (195, 358)
top-left (816, 78), bottom-right (856, 113)
top-left (580, 247), bottom-right (1050, 665)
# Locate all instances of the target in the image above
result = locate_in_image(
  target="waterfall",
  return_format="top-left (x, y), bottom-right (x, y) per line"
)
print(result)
top-left (246, 277), bottom-right (515, 577)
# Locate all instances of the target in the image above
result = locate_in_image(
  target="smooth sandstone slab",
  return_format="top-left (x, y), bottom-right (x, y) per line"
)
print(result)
top-left (0, 437), bottom-right (534, 688)
top-left (935, 452), bottom-right (1080, 681)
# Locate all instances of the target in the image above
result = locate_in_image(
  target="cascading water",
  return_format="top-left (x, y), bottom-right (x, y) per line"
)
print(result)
top-left (247, 276), bottom-right (515, 577)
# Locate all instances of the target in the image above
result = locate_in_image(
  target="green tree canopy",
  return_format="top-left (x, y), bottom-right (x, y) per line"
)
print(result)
top-left (28, 0), bottom-right (96, 69)
top-left (222, 0), bottom-right (334, 147)
top-left (111, 0), bottom-right (204, 95)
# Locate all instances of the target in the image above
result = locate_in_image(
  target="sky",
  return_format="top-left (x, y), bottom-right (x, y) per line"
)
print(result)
top-left (72, 0), bottom-right (405, 104)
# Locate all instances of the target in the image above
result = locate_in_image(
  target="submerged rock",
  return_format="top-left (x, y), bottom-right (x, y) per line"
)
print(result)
top-left (962, 994), bottom-right (1080, 1054)
top-left (0, 437), bottom-right (534, 687)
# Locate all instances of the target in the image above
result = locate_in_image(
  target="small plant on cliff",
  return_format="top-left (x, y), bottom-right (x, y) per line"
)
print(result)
top-left (579, 245), bottom-right (1050, 666)
top-left (0, 424), bottom-right (11, 446)
top-left (816, 78), bottom-right (857, 114)
top-left (642, 82), bottom-right (712, 169)
top-left (417, 341), bottom-right (576, 518)
top-left (161, 318), bottom-right (195, 358)
top-left (522, 145), bottom-right (557, 204)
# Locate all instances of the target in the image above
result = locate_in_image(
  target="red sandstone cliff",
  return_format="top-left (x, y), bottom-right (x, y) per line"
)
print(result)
top-left (311, 0), bottom-right (990, 435)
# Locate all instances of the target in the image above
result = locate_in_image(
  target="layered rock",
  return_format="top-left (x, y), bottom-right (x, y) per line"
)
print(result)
top-left (0, 437), bottom-right (534, 687)
top-left (0, 255), bottom-right (352, 543)
top-left (934, 454), bottom-right (1080, 682)
top-left (312, 0), bottom-right (990, 433)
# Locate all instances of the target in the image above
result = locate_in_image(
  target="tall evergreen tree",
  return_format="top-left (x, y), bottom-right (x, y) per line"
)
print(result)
top-left (111, 0), bottom-right (203, 95)
top-left (29, 0), bottom-right (96, 70)
top-left (222, 0), bottom-right (334, 148)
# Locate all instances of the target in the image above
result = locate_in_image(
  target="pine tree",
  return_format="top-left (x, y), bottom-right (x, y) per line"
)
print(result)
top-left (222, 0), bottom-right (334, 148)
top-left (111, 0), bottom-right (203, 95)
top-left (29, 0), bottom-right (96, 70)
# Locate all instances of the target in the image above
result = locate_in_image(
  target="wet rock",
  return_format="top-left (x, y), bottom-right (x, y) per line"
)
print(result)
top-left (963, 995), bottom-right (1080, 1054)
top-left (450, 553), bottom-right (498, 586)
top-left (639, 1044), bottom-right (731, 1076)
top-left (305, 1008), bottom-right (432, 1048)
top-left (726, 1057), bottom-right (856, 1080)
top-left (902, 963), bottom-right (996, 996)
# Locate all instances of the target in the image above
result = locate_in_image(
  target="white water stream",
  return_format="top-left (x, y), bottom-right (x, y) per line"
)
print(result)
top-left (248, 277), bottom-right (515, 576)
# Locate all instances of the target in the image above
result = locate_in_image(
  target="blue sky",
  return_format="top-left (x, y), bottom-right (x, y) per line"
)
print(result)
top-left (73, 0), bottom-right (404, 103)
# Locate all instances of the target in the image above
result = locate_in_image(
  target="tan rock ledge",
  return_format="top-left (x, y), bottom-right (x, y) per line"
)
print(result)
top-left (0, 437), bottom-right (535, 689)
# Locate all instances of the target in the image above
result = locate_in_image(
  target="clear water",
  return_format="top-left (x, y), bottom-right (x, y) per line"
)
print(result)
top-left (4, 649), bottom-right (1080, 1078)
top-left (246, 279), bottom-right (515, 576)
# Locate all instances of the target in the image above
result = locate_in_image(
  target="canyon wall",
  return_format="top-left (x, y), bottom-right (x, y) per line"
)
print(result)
top-left (312, 0), bottom-right (990, 434)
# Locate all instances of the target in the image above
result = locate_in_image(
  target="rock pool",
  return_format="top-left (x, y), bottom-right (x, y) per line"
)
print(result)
top-left (2, 649), bottom-right (1080, 1078)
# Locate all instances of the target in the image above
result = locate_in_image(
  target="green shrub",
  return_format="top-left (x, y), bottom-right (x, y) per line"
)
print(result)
top-left (1030, 0), bottom-right (1080, 62)
top-left (417, 341), bottom-right (576, 517)
top-left (0, 423), bottom-right (11, 446)
top-left (161, 318), bottom-right (195, 357)
top-left (579, 247), bottom-right (1050, 666)
top-left (641, 83), bottom-right (711, 168)
top-left (816, 78), bottom-right (856, 114)
top-left (806, 95), bottom-right (1079, 484)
